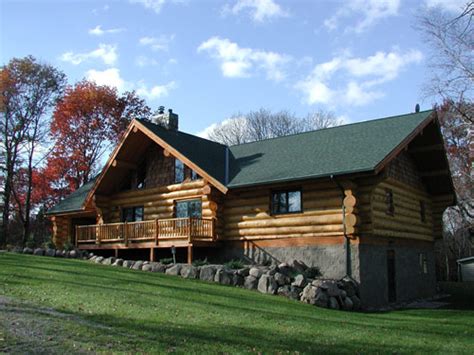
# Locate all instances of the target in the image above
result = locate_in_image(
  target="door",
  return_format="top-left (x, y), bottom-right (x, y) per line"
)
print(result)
top-left (387, 250), bottom-right (396, 303)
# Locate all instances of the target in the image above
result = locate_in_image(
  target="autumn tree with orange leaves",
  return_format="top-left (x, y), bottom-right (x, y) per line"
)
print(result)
top-left (38, 80), bottom-right (152, 206)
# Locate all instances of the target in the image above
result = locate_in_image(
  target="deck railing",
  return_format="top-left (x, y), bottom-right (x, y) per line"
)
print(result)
top-left (76, 217), bottom-right (215, 245)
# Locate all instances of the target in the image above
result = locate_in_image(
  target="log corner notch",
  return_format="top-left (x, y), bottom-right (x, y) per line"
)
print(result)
top-left (330, 175), bottom-right (358, 277)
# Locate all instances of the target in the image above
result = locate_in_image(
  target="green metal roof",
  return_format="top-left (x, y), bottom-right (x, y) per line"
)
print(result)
top-left (45, 178), bottom-right (97, 215)
top-left (227, 110), bottom-right (434, 188)
top-left (47, 110), bottom-right (434, 214)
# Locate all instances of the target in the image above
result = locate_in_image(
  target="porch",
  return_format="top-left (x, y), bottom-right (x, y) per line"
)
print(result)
top-left (75, 217), bottom-right (217, 263)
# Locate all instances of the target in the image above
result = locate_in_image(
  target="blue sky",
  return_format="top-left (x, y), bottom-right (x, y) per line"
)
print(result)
top-left (0, 0), bottom-right (467, 136)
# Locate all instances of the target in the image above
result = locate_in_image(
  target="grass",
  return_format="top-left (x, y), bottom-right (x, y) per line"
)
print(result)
top-left (1, 253), bottom-right (473, 354)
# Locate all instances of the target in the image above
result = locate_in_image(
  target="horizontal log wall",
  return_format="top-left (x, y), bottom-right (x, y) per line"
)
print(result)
top-left (371, 177), bottom-right (434, 242)
top-left (96, 179), bottom-right (220, 233)
top-left (221, 181), bottom-right (356, 241)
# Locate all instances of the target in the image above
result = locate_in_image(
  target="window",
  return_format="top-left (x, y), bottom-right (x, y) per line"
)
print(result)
top-left (271, 189), bottom-right (302, 215)
top-left (419, 253), bottom-right (428, 274)
top-left (420, 200), bottom-right (426, 222)
top-left (385, 189), bottom-right (394, 215)
top-left (175, 159), bottom-right (184, 183)
top-left (191, 169), bottom-right (199, 181)
top-left (175, 199), bottom-right (202, 218)
top-left (121, 206), bottom-right (144, 222)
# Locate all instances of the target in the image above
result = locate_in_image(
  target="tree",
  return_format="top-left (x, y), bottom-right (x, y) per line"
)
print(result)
top-left (0, 56), bottom-right (66, 247)
top-left (417, 2), bottom-right (473, 123)
top-left (42, 81), bottom-right (152, 204)
top-left (207, 108), bottom-right (341, 145)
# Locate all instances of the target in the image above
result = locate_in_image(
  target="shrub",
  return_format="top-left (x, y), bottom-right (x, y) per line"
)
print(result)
top-left (25, 238), bottom-right (35, 249)
top-left (43, 240), bottom-right (55, 249)
top-left (160, 258), bottom-right (174, 265)
top-left (224, 259), bottom-right (245, 269)
top-left (192, 258), bottom-right (209, 267)
top-left (63, 241), bottom-right (74, 251)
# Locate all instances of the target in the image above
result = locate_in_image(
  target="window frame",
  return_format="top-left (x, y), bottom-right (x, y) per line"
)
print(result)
top-left (121, 206), bottom-right (144, 222)
top-left (385, 188), bottom-right (395, 216)
top-left (174, 198), bottom-right (202, 219)
top-left (270, 188), bottom-right (303, 215)
top-left (175, 159), bottom-right (185, 184)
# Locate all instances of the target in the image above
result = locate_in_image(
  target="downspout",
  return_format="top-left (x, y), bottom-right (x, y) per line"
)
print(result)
top-left (330, 175), bottom-right (352, 277)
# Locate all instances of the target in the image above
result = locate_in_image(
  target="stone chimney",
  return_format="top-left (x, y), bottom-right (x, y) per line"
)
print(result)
top-left (153, 106), bottom-right (179, 131)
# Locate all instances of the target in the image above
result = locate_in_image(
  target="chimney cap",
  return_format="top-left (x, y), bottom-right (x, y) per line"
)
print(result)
top-left (158, 106), bottom-right (165, 114)
top-left (415, 103), bottom-right (420, 113)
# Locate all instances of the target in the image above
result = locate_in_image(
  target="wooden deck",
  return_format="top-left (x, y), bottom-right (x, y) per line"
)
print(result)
top-left (75, 217), bottom-right (216, 250)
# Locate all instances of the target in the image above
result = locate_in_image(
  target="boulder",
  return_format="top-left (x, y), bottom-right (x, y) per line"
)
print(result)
top-left (180, 265), bottom-right (199, 279)
top-left (94, 256), bottom-right (104, 264)
top-left (12, 247), bottom-right (23, 254)
top-left (277, 285), bottom-right (292, 298)
top-left (68, 250), bottom-right (79, 258)
top-left (244, 275), bottom-right (258, 290)
top-left (304, 266), bottom-right (321, 279)
top-left (33, 248), bottom-right (45, 256)
top-left (343, 297), bottom-right (353, 311)
top-left (232, 272), bottom-right (244, 286)
top-left (338, 276), bottom-right (359, 297)
top-left (301, 284), bottom-right (318, 305)
top-left (112, 259), bottom-right (124, 267)
top-left (102, 257), bottom-right (116, 266)
top-left (277, 262), bottom-right (294, 276)
top-left (214, 269), bottom-right (232, 285)
top-left (289, 286), bottom-right (303, 301)
top-left (249, 267), bottom-right (263, 278)
top-left (23, 247), bottom-right (33, 254)
top-left (55, 250), bottom-right (66, 258)
top-left (45, 248), bottom-right (56, 257)
top-left (291, 274), bottom-right (307, 288)
top-left (274, 272), bottom-right (290, 286)
top-left (328, 296), bottom-right (340, 310)
top-left (123, 260), bottom-right (135, 268)
top-left (290, 260), bottom-right (307, 274)
top-left (351, 295), bottom-right (361, 310)
top-left (199, 265), bottom-right (217, 282)
top-left (132, 260), bottom-right (144, 270)
top-left (257, 274), bottom-right (278, 295)
top-left (151, 263), bottom-right (167, 273)
top-left (142, 264), bottom-right (153, 272)
top-left (266, 265), bottom-right (278, 276)
top-left (237, 267), bottom-right (250, 277)
top-left (314, 290), bottom-right (329, 308)
top-left (165, 264), bottom-right (182, 276)
top-left (89, 255), bottom-right (98, 262)
top-left (325, 281), bottom-right (341, 297)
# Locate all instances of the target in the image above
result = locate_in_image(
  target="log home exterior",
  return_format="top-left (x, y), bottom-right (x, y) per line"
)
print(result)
top-left (46, 109), bottom-right (455, 306)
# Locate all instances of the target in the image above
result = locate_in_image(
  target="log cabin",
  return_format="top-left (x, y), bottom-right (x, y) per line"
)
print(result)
top-left (46, 108), bottom-right (455, 306)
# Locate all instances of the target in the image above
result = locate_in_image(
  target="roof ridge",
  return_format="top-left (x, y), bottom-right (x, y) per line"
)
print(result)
top-left (229, 109), bottom-right (434, 148)
top-left (137, 118), bottom-right (229, 149)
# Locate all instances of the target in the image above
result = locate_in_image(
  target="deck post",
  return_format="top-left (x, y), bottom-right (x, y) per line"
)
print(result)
top-left (150, 247), bottom-right (155, 262)
top-left (124, 222), bottom-right (128, 246)
top-left (75, 225), bottom-right (78, 247)
top-left (115, 249), bottom-right (119, 258)
top-left (187, 244), bottom-right (193, 265)
top-left (188, 217), bottom-right (192, 243)
top-left (155, 219), bottom-right (159, 246)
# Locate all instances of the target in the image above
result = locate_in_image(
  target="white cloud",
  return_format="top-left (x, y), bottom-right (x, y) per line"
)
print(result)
top-left (60, 44), bottom-right (118, 66)
top-left (86, 68), bottom-right (128, 91)
top-left (424, 0), bottom-right (468, 13)
top-left (223, 0), bottom-right (288, 22)
top-left (197, 36), bottom-right (290, 81)
top-left (135, 55), bottom-right (159, 67)
top-left (324, 0), bottom-right (400, 33)
top-left (86, 68), bottom-right (176, 101)
top-left (136, 81), bottom-right (177, 100)
top-left (139, 34), bottom-right (175, 51)
top-left (296, 49), bottom-right (423, 106)
top-left (89, 25), bottom-right (125, 36)
top-left (196, 116), bottom-right (247, 139)
top-left (130, 0), bottom-right (184, 14)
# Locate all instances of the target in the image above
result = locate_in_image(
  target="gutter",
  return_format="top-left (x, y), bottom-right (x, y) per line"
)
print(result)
top-left (330, 174), bottom-right (352, 278)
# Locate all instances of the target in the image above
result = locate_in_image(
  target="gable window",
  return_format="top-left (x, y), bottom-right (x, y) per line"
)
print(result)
top-left (385, 189), bottom-right (394, 216)
top-left (136, 161), bottom-right (146, 189)
top-left (175, 159), bottom-right (184, 183)
top-left (271, 189), bottom-right (302, 215)
top-left (191, 169), bottom-right (199, 181)
top-left (121, 206), bottom-right (144, 222)
top-left (175, 199), bottom-right (202, 218)
top-left (420, 200), bottom-right (426, 222)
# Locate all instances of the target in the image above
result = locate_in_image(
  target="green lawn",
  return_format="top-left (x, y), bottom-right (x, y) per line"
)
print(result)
top-left (1, 253), bottom-right (473, 354)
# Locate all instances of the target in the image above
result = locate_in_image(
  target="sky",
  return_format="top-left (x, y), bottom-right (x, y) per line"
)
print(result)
top-left (0, 0), bottom-right (468, 137)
